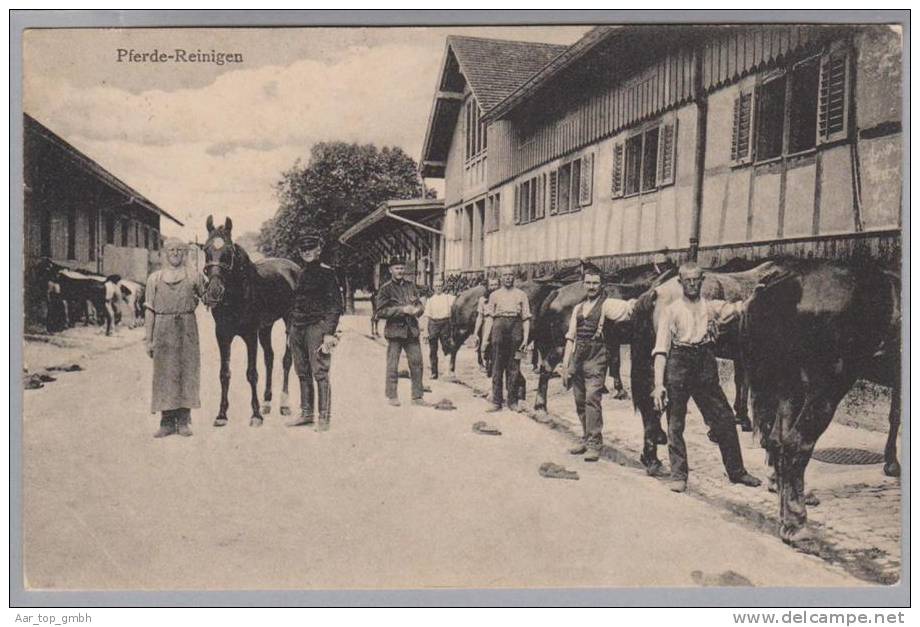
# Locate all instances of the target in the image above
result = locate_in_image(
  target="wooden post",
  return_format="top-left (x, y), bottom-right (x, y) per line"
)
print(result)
top-left (689, 46), bottom-right (708, 262)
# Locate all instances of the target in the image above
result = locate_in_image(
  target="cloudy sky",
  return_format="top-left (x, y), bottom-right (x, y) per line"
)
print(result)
top-left (23, 26), bottom-right (589, 240)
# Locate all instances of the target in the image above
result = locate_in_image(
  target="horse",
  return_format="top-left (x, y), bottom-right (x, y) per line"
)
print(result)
top-left (530, 260), bottom-right (676, 416)
top-left (201, 215), bottom-right (300, 426)
top-left (740, 260), bottom-right (901, 542)
top-left (625, 259), bottom-right (780, 474)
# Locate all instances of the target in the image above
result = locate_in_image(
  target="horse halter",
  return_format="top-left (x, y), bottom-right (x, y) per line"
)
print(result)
top-left (204, 236), bottom-right (237, 276)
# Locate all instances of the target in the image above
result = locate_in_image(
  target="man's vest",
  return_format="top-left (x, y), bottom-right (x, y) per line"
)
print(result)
top-left (576, 298), bottom-right (605, 342)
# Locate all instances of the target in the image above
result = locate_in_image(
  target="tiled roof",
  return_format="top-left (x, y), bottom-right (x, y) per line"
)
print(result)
top-left (447, 36), bottom-right (568, 112)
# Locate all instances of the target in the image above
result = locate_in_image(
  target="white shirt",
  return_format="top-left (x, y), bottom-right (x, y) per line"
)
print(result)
top-left (652, 297), bottom-right (743, 356)
top-left (423, 292), bottom-right (455, 320)
top-left (565, 297), bottom-right (635, 342)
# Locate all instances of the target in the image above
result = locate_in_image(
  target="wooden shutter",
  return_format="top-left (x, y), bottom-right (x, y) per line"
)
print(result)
top-left (611, 142), bottom-right (625, 198)
top-left (730, 88), bottom-right (755, 164)
top-left (657, 118), bottom-right (678, 187)
top-left (579, 153), bottom-right (594, 206)
top-left (513, 185), bottom-right (521, 225)
top-left (549, 170), bottom-right (559, 215)
top-left (817, 48), bottom-right (850, 145)
top-left (535, 174), bottom-right (546, 220)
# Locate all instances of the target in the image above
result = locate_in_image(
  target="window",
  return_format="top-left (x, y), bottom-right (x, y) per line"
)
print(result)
top-left (88, 210), bottom-right (96, 261)
top-left (465, 97), bottom-right (487, 162)
top-left (66, 207), bottom-right (76, 260)
top-left (105, 214), bottom-right (116, 245)
top-left (615, 118), bottom-right (676, 197)
top-left (557, 163), bottom-right (572, 213)
top-left (732, 45), bottom-right (850, 165)
top-left (121, 219), bottom-right (128, 247)
top-left (143, 225), bottom-right (150, 249)
top-left (487, 193), bottom-right (501, 233)
top-left (135, 223), bottom-right (140, 248)
top-left (152, 229), bottom-right (160, 251)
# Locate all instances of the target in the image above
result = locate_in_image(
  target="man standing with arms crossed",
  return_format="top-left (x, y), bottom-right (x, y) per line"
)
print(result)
top-left (376, 257), bottom-right (428, 407)
top-left (560, 264), bottom-right (636, 462)
top-left (652, 262), bottom-right (762, 493)
top-left (286, 231), bottom-right (343, 432)
top-left (480, 269), bottom-right (530, 412)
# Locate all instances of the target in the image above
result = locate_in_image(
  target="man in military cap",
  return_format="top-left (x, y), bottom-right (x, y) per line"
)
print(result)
top-left (375, 257), bottom-right (428, 407)
top-left (286, 230), bottom-right (343, 431)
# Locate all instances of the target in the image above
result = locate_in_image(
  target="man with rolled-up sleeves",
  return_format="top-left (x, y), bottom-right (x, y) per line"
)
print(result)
top-left (480, 268), bottom-right (530, 413)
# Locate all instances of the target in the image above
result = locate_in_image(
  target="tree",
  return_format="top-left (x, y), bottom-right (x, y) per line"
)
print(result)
top-left (260, 142), bottom-right (432, 311)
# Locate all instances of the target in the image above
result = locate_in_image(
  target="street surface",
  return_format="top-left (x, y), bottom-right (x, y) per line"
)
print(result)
top-left (23, 308), bottom-right (867, 590)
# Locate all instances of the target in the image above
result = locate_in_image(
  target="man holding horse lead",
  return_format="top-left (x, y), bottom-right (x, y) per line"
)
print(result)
top-left (559, 263), bottom-right (637, 462)
top-left (145, 237), bottom-right (205, 438)
top-left (651, 262), bottom-right (762, 493)
top-left (375, 257), bottom-right (429, 407)
top-left (480, 268), bottom-right (530, 413)
top-left (286, 231), bottom-right (343, 431)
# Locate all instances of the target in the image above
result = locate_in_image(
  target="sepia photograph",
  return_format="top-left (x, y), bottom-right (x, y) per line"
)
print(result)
top-left (11, 11), bottom-right (907, 606)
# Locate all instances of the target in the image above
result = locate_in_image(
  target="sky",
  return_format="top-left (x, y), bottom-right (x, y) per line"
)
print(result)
top-left (23, 26), bottom-right (590, 240)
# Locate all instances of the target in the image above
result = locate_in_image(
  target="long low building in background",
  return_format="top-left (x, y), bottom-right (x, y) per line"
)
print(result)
top-left (419, 25), bottom-right (902, 278)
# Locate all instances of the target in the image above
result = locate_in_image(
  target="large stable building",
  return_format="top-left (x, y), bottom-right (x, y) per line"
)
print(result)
top-left (420, 25), bottom-right (902, 278)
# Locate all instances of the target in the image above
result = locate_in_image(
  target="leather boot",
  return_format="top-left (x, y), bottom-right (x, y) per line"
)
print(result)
top-left (287, 379), bottom-right (315, 427)
top-left (176, 409), bottom-right (193, 437)
top-left (315, 379), bottom-right (331, 432)
top-left (154, 411), bottom-right (176, 438)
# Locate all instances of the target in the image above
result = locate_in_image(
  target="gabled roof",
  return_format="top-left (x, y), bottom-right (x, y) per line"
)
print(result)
top-left (420, 36), bottom-right (567, 178)
top-left (24, 113), bottom-right (183, 226)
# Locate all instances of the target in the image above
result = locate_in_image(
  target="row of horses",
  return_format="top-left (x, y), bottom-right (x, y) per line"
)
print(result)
top-left (35, 258), bottom-right (145, 331)
top-left (196, 216), bottom-right (901, 543)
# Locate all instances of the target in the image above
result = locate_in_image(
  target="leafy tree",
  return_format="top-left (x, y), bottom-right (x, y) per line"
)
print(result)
top-left (260, 142), bottom-right (433, 311)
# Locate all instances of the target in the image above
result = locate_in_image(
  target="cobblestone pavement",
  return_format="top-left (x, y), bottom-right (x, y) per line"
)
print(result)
top-left (438, 336), bottom-right (903, 585)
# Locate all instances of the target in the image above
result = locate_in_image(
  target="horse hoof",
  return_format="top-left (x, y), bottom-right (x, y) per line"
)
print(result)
top-left (279, 406), bottom-right (291, 417)
top-left (645, 460), bottom-right (663, 477)
top-left (250, 416), bottom-right (263, 427)
top-left (884, 461), bottom-right (901, 478)
top-left (261, 404), bottom-right (272, 415)
top-left (804, 492), bottom-right (820, 507)
top-left (214, 417), bottom-right (228, 427)
top-left (613, 390), bottom-right (629, 401)
top-left (780, 525), bottom-right (814, 545)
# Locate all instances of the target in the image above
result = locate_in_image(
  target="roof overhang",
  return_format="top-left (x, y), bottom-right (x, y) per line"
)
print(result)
top-left (339, 198), bottom-right (445, 261)
top-left (419, 45), bottom-right (466, 179)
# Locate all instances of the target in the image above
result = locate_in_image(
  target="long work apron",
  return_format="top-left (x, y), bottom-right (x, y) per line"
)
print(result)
top-left (150, 272), bottom-right (201, 413)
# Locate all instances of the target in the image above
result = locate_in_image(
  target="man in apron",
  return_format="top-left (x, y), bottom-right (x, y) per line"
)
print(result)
top-left (144, 237), bottom-right (205, 438)
top-left (560, 264), bottom-right (636, 461)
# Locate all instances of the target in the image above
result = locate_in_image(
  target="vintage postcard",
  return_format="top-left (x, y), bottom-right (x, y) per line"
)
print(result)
top-left (15, 14), bottom-right (906, 603)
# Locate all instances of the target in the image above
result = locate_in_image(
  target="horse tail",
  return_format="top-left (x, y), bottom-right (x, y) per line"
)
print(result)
top-left (739, 269), bottom-right (802, 447)
top-left (629, 287), bottom-right (659, 415)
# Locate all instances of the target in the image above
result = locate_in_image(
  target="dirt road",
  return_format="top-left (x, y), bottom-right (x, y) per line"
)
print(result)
top-left (22, 310), bottom-right (863, 590)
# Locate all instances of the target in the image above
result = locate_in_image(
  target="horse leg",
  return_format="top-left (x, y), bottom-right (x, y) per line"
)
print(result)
top-left (214, 333), bottom-right (232, 427)
top-left (733, 359), bottom-right (753, 432)
top-left (280, 328), bottom-right (293, 416)
top-left (245, 333), bottom-right (263, 427)
top-left (608, 344), bottom-right (628, 400)
top-left (883, 380), bottom-right (901, 477)
top-left (258, 326), bottom-right (274, 415)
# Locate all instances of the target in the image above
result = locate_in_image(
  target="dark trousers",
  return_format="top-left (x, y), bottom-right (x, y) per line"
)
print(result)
top-left (427, 318), bottom-right (451, 376)
top-left (291, 323), bottom-right (332, 415)
top-left (572, 340), bottom-right (608, 449)
top-left (161, 408), bottom-right (190, 425)
top-left (490, 317), bottom-right (523, 406)
top-left (665, 345), bottom-right (746, 480)
top-left (386, 337), bottom-right (424, 400)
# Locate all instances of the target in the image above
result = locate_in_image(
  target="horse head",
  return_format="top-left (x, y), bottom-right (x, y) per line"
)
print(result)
top-left (202, 215), bottom-right (238, 307)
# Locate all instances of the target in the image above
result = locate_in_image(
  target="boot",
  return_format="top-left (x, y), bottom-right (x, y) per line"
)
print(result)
top-left (315, 379), bottom-right (331, 432)
top-left (154, 411), bottom-right (176, 438)
top-left (287, 379), bottom-right (315, 427)
top-left (176, 410), bottom-right (193, 437)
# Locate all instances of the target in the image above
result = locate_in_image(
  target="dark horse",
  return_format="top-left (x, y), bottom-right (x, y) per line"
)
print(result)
top-left (201, 216), bottom-right (301, 426)
top-left (741, 260), bottom-right (901, 542)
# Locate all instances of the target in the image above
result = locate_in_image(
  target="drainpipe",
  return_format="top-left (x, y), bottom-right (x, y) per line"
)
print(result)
top-left (689, 48), bottom-right (707, 263)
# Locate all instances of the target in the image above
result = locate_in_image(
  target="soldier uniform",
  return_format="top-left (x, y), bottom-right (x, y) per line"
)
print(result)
top-left (288, 237), bottom-right (343, 431)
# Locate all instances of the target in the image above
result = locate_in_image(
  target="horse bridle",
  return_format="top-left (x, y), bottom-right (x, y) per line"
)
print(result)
top-left (204, 238), bottom-right (237, 276)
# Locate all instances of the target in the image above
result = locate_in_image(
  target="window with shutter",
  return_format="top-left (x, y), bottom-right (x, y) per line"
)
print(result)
top-left (818, 49), bottom-right (850, 144)
top-left (558, 163), bottom-right (572, 213)
top-left (549, 170), bottom-right (559, 214)
top-left (535, 174), bottom-right (545, 220)
top-left (624, 134), bottom-right (643, 196)
top-left (579, 153), bottom-right (594, 206)
top-left (612, 142), bottom-right (625, 198)
top-left (571, 159), bottom-right (582, 210)
top-left (513, 185), bottom-right (520, 224)
top-left (731, 88), bottom-right (755, 164)
top-left (657, 119), bottom-right (678, 187)
top-left (529, 177), bottom-right (538, 221)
